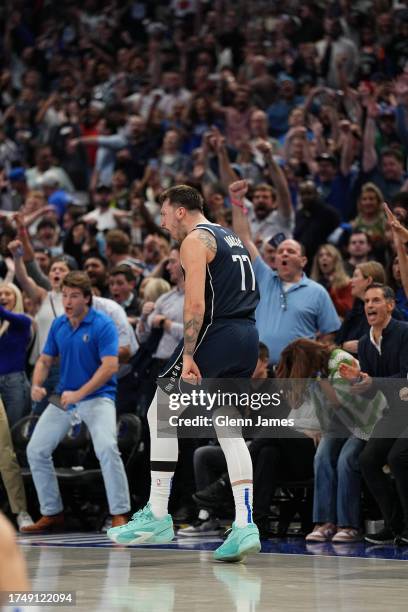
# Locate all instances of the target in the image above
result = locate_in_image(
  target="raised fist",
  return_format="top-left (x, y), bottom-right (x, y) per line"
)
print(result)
top-left (229, 179), bottom-right (248, 202)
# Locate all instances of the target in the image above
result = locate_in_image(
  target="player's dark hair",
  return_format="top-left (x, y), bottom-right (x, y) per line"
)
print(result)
top-left (158, 185), bottom-right (204, 212)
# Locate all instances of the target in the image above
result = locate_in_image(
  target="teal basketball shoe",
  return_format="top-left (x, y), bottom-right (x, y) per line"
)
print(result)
top-left (213, 522), bottom-right (261, 562)
top-left (107, 503), bottom-right (174, 545)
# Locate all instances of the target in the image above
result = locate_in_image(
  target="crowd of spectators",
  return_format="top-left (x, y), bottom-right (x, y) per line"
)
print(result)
top-left (1, 0), bottom-right (408, 542)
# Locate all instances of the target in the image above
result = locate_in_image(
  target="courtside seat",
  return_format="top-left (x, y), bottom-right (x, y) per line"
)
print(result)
top-left (11, 413), bottom-right (144, 527)
top-left (272, 478), bottom-right (314, 536)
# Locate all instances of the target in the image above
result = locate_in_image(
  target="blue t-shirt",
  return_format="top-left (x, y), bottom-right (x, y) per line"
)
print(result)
top-left (267, 96), bottom-right (304, 137)
top-left (43, 307), bottom-right (118, 401)
top-left (314, 172), bottom-right (356, 221)
top-left (253, 257), bottom-right (341, 364)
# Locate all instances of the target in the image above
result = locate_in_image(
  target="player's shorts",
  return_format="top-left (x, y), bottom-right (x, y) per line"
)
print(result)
top-left (158, 318), bottom-right (259, 394)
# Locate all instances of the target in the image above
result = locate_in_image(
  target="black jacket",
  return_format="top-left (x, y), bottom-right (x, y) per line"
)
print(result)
top-left (336, 299), bottom-right (404, 346)
top-left (358, 319), bottom-right (408, 419)
top-left (294, 201), bottom-right (340, 268)
top-left (358, 318), bottom-right (408, 379)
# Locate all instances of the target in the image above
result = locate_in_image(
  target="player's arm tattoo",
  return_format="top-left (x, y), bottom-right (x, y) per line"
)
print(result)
top-left (182, 229), bottom-right (211, 356)
top-left (184, 314), bottom-right (204, 356)
top-left (196, 229), bottom-right (217, 255)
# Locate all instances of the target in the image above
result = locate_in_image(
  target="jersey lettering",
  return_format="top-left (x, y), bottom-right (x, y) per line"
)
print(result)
top-left (224, 235), bottom-right (244, 249)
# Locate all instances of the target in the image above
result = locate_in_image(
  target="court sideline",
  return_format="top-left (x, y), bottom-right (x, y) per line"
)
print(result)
top-left (14, 533), bottom-right (408, 611)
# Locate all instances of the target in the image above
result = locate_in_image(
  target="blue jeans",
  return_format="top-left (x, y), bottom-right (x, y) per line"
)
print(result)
top-left (27, 398), bottom-right (130, 516)
top-left (313, 436), bottom-right (366, 528)
top-left (0, 371), bottom-right (31, 427)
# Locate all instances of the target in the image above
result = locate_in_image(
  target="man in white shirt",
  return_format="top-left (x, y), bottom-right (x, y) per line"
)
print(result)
top-left (82, 184), bottom-right (120, 232)
top-left (157, 72), bottom-right (191, 118)
top-left (93, 295), bottom-right (139, 416)
top-left (26, 145), bottom-right (74, 193)
top-left (93, 295), bottom-right (138, 364)
top-left (316, 17), bottom-right (358, 89)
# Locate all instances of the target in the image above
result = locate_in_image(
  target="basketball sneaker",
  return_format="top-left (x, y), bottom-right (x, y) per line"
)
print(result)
top-left (213, 522), bottom-right (261, 562)
top-left (364, 527), bottom-right (396, 545)
top-left (107, 503), bottom-right (174, 545)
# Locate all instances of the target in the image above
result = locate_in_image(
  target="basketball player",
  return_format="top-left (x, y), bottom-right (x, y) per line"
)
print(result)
top-left (108, 184), bottom-right (261, 562)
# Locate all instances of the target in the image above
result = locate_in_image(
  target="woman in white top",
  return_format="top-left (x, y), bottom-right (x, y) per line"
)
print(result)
top-left (8, 239), bottom-right (71, 414)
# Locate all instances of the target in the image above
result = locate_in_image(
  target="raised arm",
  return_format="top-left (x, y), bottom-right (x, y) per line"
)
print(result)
top-left (229, 180), bottom-right (259, 262)
top-left (13, 213), bottom-right (52, 290)
top-left (72, 134), bottom-right (126, 150)
top-left (13, 212), bottom-right (36, 261)
top-left (302, 136), bottom-right (319, 176)
top-left (256, 139), bottom-right (292, 218)
top-left (7, 240), bottom-right (46, 303)
top-left (0, 305), bottom-right (31, 330)
top-left (362, 101), bottom-right (379, 173)
top-left (339, 121), bottom-right (355, 176)
top-left (394, 74), bottom-right (408, 148)
top-left (384, 203), bottom-right (408, 299)
top-left (215, 133), bottom-right (240, 187)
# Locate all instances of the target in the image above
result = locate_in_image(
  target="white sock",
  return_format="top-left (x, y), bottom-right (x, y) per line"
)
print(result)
top-left (149, 471), bottom-right (173, 518)
top-left (232, 482), bottom-right (253, 527)
top-left (214, 411), bottom-right (254, 527)
top-left (147, 390), bottom-right (178, 519)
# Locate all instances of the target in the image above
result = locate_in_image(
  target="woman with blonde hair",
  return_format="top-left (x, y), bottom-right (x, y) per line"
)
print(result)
top-left (0, 282), bottom-right (32, 425)
top-left (352, 183), bottom-right (386, 247)
top-left (311, 244), bottom-right (352, 317)
top-left (140, 277), bottom-right (171, 304)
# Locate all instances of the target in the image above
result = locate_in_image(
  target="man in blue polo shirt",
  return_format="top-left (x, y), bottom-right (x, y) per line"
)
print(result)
top-left (22, 271), bottom-right (130, 533)
top-left (231, 180), bottom-right (340, 365)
